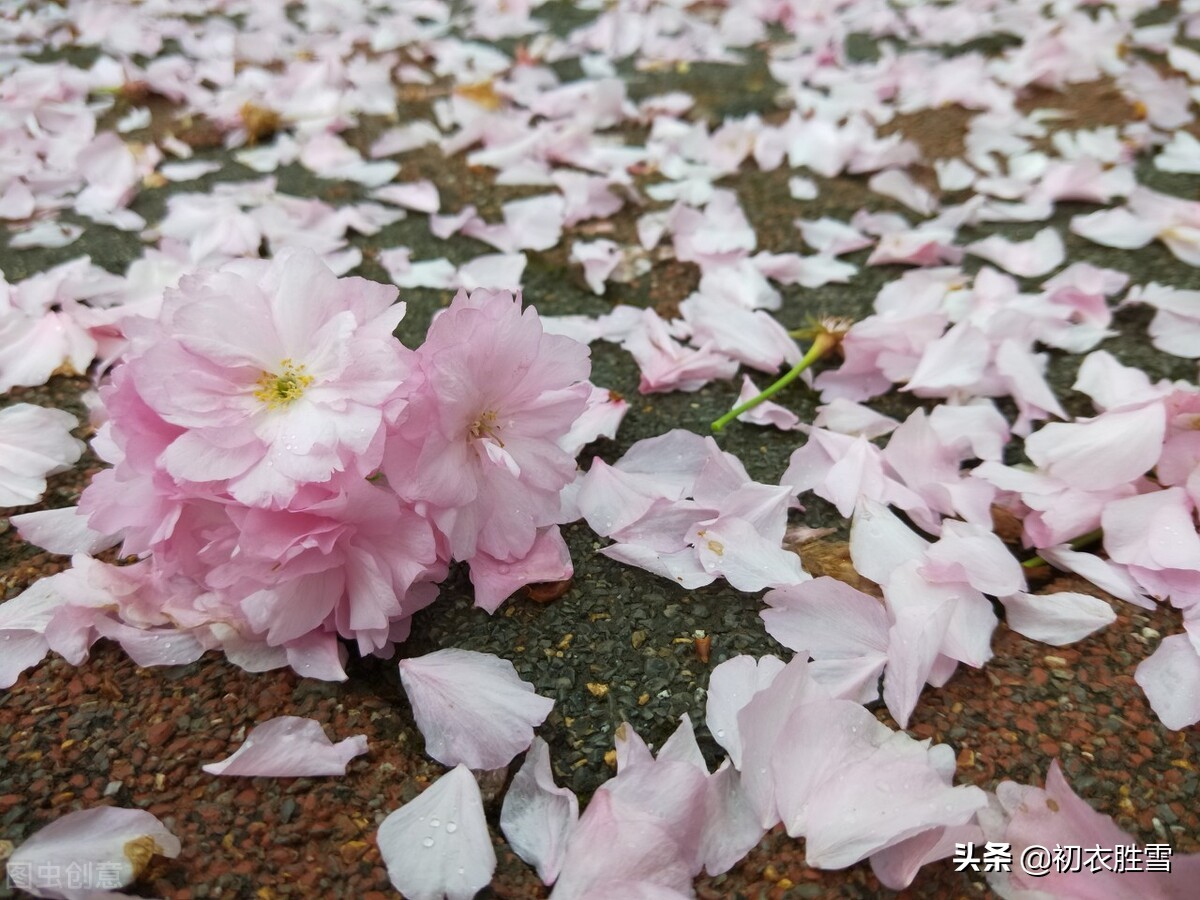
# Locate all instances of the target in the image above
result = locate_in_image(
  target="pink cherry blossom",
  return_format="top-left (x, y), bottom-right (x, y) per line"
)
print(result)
top-left (123, 248), bottom-right (414, 507)
top-left (383, 287), bottom-right (591, 563)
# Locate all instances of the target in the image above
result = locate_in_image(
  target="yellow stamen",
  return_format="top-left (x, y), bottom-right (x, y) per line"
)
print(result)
top-left (253, 359), bottom-right (313, 409)
top-left (469, 410), bottom-right (503, 445)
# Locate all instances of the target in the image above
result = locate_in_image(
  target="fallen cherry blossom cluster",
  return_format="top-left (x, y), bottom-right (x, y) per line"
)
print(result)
top-left (2, 249), bottom-right (622, 685)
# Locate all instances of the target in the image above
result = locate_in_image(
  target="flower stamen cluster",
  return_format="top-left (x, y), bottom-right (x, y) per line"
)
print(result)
top-left (253, 359), bottom-right (314, 409)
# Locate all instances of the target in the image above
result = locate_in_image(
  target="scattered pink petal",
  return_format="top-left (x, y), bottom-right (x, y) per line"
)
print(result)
top-left (772, 698), bottom-right (986, 868)
top-left (202, 715), bottom-right (368, 777)
top-left (373, 180), bottom-right (441, 214)
top-left (761, 577), bottom-right (889, 703)
top-left (0, 404), bottom-right (84, 508)
top-left (1000, 591), bottom-right (1117, 646)
top-left (398, 648), bottom-right (554, 769)
top-left (570, 239), bottom-right (622, 295)
top-left (8, 221), bottom-right (85, 248)
top-left (731, 375), bottom-right (801, 430)
top-left (1135, 633), bottom-right (1200, 730)
top-left (965, 227), bottom-right (1065, 277)
top-left (1025, 403), bottom-right (1166, 492)
top-left (868, 169), bottom-right (938, 216)
top-left (551, 790), bottom-right (693, 900)
top-left (704, 654), bottom-right (785, 769)
top-left (500, 737), bottom-right (579, 885)
top-left (377, 764), bottom-right (496, 900)
top-left (11, 507), bottom-right (121, 556)
top-left (8, 807), bottom-right (181, 899)
top-left (981, 760), bottom-right (1200, 897)
top-left (1103, 487), bottom-right (1200, 573)
top-left (468, 526), bottom-right (573, 614)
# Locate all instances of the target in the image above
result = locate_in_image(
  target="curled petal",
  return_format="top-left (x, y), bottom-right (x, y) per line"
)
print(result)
top-left (500, 738), bottom-right (580, 885)
top-left (202, 716), bottom-right (368, 777)
top-left (8, 807), bottom-right (180, 899)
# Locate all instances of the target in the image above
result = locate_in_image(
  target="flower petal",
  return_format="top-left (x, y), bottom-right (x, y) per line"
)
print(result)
top-left (8, 807), bottom-right (180, 898)
top-left (202, 716), bottom-right (368, 777)
top-left (1000, 591), bottom-right (1116, 646)
top-left (399, 649), bottom-right (554, 769)
top-left (377, 765), bottom-right (497, 900)
top-left (704, 654), bottom-right (786, 769)
top-left (1135, 634), bottom-right (1200, 730)
top-left (500, 738), bottom-right (579, 885)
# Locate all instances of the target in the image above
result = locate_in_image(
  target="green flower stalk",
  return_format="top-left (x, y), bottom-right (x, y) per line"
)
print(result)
top-left (1021, 527), bottom-right (1104, 569)
top-left (711, 316), bottom-right (853, 433)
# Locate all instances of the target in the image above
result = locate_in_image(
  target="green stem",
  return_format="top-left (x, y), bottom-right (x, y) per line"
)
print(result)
top-left (1022, 527), bottom-right (1104, 569)
top-left (712, 333), bottom-right (836, 433)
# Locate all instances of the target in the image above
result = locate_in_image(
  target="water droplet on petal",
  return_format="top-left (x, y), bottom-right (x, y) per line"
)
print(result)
top-left (445, 822), bottom-right (457, 833)
top-left (430, 818), bottom-right (440, 828)
top-left (422, 837), bottom-right (434, 848)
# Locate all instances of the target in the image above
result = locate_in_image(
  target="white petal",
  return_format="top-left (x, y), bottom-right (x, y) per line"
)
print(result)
top-left (849, 499), bottom-right (930, 586)
top-left (1000, 591), bottom-right (1116, 646)
top-left (11, 507), bottom-right (122, 556)
top-left (599, 543), bottom-right (716, 589)
top-left (704, 654), bottom-right (785, 769)
top-left (692, 517), bottom-right (809, 591)
top-left (202, 716), bottom-right (367, 777)
top-left (500, 738), bottom-right (580, 885)
top-left (8, 807), bottom-right (180, 898)
top-left (761, 577), bottom-right (889, 658)
top-left (377, 765), bottom-right (497, 900)
top-left (735, 656), bottom-right (829, 827)
top-left (1135, 634), bottom-right (1200, 730)
top-left (965, 228), bottom-right (1065, 278)
top-left (399, 649), bottom-right (554, 769)
top-left (1070, 208), bottom-right (1159, 249)
top-left (698, 761), bottom-right (767, 876)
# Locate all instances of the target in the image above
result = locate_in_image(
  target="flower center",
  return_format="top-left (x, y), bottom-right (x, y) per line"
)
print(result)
top-left (469, 410), bottom-right (502, 445)
top-left (254, 359), bottom-right (313, 409)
